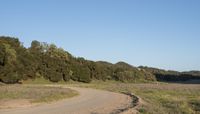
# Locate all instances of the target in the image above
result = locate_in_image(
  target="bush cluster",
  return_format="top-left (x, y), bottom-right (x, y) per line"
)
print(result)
top-left (0, 37), bottom-right (199, 84)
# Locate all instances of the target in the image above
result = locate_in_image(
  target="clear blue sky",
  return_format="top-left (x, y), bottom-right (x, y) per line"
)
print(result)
top-left (0, 0), bottom-right (200, 71)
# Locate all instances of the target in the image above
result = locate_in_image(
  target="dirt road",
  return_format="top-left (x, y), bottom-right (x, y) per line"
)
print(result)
top-left (0, 86), bottom-right (133, 114)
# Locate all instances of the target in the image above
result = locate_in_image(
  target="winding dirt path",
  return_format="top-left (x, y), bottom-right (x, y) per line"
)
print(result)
top-left (0, 86), bottom-right (134, 114)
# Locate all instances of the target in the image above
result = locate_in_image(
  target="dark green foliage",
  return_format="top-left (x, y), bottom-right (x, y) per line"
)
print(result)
top-left (0, 45), bottom-right (5, 66)
top-left (0, 69), bottom-right (20, 83)
top-left (72, 65), bottom-right (91, 83)
top-left (61, 64), bottom-right (71, 82)
top-left (139, 66), bottom-right (200, 82)
top-left (68, 57), bottom-right (91, 83)
top-left (0, 36), bottom-right (199, 84)
top-left (91, 61), bottom-right (114, 81)
top-left (189, 100), bottom-right (200, 112)
top-left (0, 37), bottom-right (23, 83)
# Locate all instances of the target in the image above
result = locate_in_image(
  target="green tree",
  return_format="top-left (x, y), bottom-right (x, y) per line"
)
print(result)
top-left (0, 43), bottom-right (21, 83)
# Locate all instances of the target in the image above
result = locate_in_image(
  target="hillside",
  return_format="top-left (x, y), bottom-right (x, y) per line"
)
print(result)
top-left (0, 36), bottom-right (200, 84)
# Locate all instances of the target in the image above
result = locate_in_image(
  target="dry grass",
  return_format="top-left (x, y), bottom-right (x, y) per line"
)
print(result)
top-left (22, 78), bottom-right (200, 113)
top-left (68, 81), bottom-right (200, 114)
top-left (0, 85), bottom-right (78, 105)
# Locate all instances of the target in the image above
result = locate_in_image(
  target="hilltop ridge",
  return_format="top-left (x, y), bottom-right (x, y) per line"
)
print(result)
top-left (0, 36), bottom-right (200, 84)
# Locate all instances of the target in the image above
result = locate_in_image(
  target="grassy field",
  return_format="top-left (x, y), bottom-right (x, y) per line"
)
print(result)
top-left (66, 81), bottom-right (200, 114)
top-left (15, 78), bottom-right (200, 113)
top-left (0, 84), bottom-right (78, 107)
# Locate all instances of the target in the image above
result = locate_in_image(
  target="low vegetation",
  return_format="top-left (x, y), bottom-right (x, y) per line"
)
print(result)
top-left (0, 85), bottom-right (78, 104)
top-left (68, 81), bottom-right (200, 114)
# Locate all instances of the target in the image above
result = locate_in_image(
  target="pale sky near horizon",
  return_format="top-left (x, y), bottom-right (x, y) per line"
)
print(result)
top-left (0, 0), bottom-right (200, 71)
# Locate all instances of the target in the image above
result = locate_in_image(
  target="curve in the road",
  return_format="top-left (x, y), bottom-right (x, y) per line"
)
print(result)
top-left (0, 86), bottom-right (133, 114)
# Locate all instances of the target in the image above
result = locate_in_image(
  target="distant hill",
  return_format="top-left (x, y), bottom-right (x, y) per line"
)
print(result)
top-left (139, 66), bottom-right (200, 82)
top-left (0, 36), bottom-right (200, 84)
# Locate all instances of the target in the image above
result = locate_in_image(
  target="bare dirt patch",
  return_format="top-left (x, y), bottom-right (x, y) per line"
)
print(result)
top-left (0, 99), bottom-right (34, 109)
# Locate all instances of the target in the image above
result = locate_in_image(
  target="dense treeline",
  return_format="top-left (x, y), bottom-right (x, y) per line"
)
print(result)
top-left (0, 37), bottom-right (156, 83)
top-left (0, 36), bottom-right (200, 84)
top-left (139, 66), bottom-right (200, 82)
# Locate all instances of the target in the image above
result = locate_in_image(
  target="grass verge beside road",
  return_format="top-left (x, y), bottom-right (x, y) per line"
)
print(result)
top-left (0, 84), bottom-right (78, 108)
top-left (16, 78), bottom-right (200, 113)
top-left (68, 81), bottom-right (200, 114)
